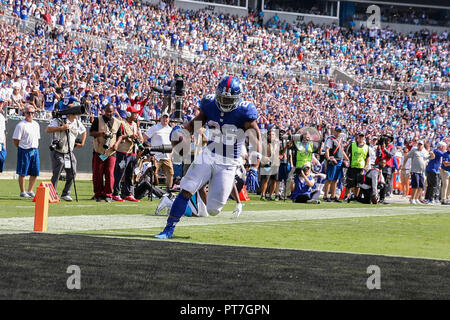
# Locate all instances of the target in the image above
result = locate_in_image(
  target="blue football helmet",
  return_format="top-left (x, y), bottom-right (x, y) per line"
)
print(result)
top-left (215, 76), bottom-right (242, 112)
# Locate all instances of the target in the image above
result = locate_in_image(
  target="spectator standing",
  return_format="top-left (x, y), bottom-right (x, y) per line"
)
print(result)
top-left (404, 140), bottom-right (430, 205)
top-left (425, 142), bottom-right (447, 204)
top-left (259, 129), bottom-right (279, 201)
top-left (12, 105), bottom-right (40, 198)
top-left (400, 146), bottom-right (411, 198)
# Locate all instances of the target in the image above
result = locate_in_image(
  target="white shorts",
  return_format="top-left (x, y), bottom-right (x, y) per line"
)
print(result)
top-left (180, 150), bottom-right (237, 216)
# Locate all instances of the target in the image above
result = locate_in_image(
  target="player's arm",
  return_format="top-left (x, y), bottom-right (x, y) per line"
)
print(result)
top-left (182, 109), bottom-right (207, 134)
top-left (244, 120), bottom-right (262, 168)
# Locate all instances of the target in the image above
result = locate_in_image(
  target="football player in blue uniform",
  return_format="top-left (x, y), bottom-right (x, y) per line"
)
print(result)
top-left (155, 75), bottom-right (262, 239)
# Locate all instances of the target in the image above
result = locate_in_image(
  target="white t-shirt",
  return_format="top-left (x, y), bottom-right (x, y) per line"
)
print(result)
top-left (12, 120), bottom-right (40, 149)
top-left (144, 123), bottom-right (172, 161)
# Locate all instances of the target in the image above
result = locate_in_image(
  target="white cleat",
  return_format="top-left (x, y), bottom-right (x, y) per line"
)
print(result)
top-left (232, 203), bottom-right (243, 219)
top-left (155, 195), bottom-right (174, 215)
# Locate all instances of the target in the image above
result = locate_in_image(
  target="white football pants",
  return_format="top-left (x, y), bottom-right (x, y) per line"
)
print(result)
top-left (180, 151), bottom-right (237, 216)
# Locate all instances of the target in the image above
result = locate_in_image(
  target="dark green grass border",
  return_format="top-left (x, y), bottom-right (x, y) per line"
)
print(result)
top-left (0, 233), bottom-right (448, 300)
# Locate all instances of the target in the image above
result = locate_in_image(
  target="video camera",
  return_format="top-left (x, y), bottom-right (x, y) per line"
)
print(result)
top-left (174, 74), bottom-right (185, 97)
top-left (173, 74), bottom-right (185, 123)
top-left (140, 144), bottom-right (173, 160)
top-left (52, 105), bottom-right (86, 119)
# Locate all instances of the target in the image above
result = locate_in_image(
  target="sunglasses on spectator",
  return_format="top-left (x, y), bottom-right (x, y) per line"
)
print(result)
top-left (25, 111), bottom-right (35, 114)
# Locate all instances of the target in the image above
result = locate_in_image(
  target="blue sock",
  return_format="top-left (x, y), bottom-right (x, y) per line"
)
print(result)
top-left (166, 192), bottom-right (190, 227)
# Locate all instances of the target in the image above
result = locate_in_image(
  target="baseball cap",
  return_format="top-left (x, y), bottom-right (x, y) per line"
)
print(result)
top-left (335, 126), bottom-right (343, 132)
top-left (126, 106), bottom-right (139, 114)
top-left (417, 140), bottom-right (424, 145)
top-left (161, 112), bottom-right (170, 117)
top-left (357, 132), bottom-right (365, 137)
top-left (437, 141), bottom-right (447, 148)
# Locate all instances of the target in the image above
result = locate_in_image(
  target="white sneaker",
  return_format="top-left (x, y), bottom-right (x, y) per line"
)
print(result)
top-left (27, 191), bottom-right (35, 198)
top-left (307, 199), bottom-right (321, 204)
top-left (410, 199), bottom-right (417, 205)
top-left (155, 195), bottom-right (173, 215)
top-left (20, 192), bottom-right (31, 198)
top-left (232, 203), bottom-right (243, 218)
top-left (61, 195), bottom-right (73, 202)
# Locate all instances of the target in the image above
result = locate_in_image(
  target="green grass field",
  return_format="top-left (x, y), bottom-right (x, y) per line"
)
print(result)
top-left (1, 179), bottom-right (449, 260)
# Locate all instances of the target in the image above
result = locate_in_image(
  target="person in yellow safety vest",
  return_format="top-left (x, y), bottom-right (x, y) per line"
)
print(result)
top-left (293, 131), bottom-right (320, 169)
top-left (284, 131), bottom-right (320, 198)
top-left (345, 133), bottom-right (370, 201)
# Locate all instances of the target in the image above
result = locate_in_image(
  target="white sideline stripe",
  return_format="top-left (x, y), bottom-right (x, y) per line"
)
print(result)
top-left (0, 206), bottom-right (447, 234)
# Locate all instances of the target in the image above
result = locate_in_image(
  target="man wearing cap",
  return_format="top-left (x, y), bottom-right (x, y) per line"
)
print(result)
top-left (345, 133), bottom-right (370, 202)
top-left (425, 141), bottom-right (447, 204)
top-left (112, 106), bottom-right (143, 202)
top-left (404, 140), bottom-right (430, 205)
top-left (143, 112), bottom-right (174, 192)
top-left (323, 126), bottom-right (349, 202)
top-left (12, 105), bottom-right (40, 198)
top-left (46, 109), bottom-right (87, 201)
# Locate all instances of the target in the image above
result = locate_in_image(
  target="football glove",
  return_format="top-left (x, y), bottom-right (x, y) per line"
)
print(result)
top-left (246, 167), bottom-right (259, 193)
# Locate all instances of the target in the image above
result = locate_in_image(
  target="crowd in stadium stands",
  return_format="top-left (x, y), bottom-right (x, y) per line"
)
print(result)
top-left (2, 0), bottom-right (448, 88)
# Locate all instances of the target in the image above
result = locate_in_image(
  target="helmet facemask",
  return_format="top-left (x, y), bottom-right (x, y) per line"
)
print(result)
top-left (216, 91), bottom-right (240, 112)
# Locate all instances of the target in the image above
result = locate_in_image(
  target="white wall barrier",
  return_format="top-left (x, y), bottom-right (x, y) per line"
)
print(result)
top-left (174, 0), bottom-right (248, 17)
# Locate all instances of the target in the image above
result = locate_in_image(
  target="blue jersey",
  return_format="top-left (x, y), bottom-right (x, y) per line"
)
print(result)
top-left (200, 94), bottom-right (257, 161)
top-left (61, 95), bottom-right (78, 111)
top-left (44, 92), bottom-right (56, 111)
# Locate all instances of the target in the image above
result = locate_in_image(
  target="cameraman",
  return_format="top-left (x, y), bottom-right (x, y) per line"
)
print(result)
top-left (290, 163), bottom-right (321, 204)
top-left (46, 110), bottom-right (87, 201)
top-left (112, 106), bottom-right (143, 202)
top-left (143, 112), bottom-right (174, 192)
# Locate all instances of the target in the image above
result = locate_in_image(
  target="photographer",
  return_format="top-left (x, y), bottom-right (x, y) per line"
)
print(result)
top-left (112, 106), bottom-right (143, 202)
top-left (323, 126), bottom-right (349, 202)
top-left (345, 133), bottom-right (370, 201)
top-left (89, 104), bottom-right (123, 202)
top-left (290, 163), bottom-right (321, 204)
top-left (376, 134), bottom-right (395, 198)
top-left (143, 112), bottom-right (174, 192)
top-left (352, 158), bottom-right (387, 204)
top-left (45, 109), bottom-right (87, 201)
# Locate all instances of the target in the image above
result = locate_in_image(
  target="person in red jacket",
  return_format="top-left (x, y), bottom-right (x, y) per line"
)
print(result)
top-left (375, 134), bottom-right (395, 198)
